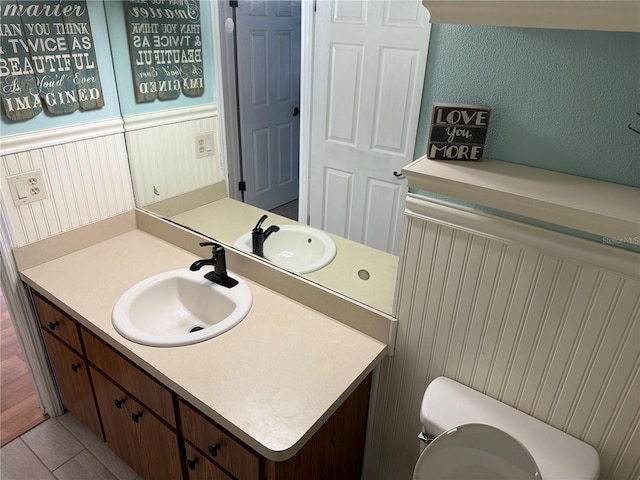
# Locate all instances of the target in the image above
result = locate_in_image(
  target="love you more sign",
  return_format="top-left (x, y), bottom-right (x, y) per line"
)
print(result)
top-left (428, 103), bottom-right (491, 161)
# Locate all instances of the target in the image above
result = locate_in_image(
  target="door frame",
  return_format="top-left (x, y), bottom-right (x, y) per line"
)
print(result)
top-left (0, 199), bottom-right (63, 418)
top-left (298, 1), bottom-right (314, 224)
top-left (213, 1), bottom-right (242, 202)
top-left (213, 1), bottom-right (314, 222)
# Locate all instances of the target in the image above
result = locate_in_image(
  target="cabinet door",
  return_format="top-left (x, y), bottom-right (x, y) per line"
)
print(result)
top-left (42, 330), bottom-right (104, 440)
top-left (82, 329), bottom-right (176, 427)
top-left (91, 369), bottom-right (182, 480)
top-left (184, 443), bottom-right (233, 480)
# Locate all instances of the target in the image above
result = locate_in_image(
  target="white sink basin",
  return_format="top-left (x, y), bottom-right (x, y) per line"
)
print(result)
top-left (112, 269), bottom-right (252, 347)
top-left (233, 225), bottom-right (337, 274)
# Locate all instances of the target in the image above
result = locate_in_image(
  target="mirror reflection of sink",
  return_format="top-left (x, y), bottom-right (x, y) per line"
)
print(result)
top-left (112, 269), bottom-right (252, 347)
top-left (233, 225), bottom-right (337, 274)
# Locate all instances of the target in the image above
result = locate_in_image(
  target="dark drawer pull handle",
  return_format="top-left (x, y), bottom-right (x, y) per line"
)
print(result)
top-left (186, 458), bottom-right (199, 470)
top-left (207, 444), bottom-right (221, 457)
top-left (49, 321), bottom-right (59, 330)
top-left (131, 412), bottom-right (142, 423)
top-left (114, 398), bottom-right (126, 409)
top-left (71, 363), bottom-right (81, 372)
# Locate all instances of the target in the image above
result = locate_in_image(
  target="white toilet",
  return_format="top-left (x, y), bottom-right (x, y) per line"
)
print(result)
top-left (413, 377), bottom-right (600, 480)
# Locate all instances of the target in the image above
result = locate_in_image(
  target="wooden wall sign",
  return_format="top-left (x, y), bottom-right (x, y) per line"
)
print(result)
top-left (125, 0), bottom-right (204, 103)
top-left (428, 103), bottom-right (491, 161)
top-left (0, 0), bottom-right (104, 122)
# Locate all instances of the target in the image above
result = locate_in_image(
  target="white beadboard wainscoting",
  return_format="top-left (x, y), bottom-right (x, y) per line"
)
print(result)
top-left (364, 194), bottom-right (639, 480)
top-left (1, 105), bottom-right (222, 247)
top-left (124, 104), bottom-right (224, 208)
top-left (1, 120), bottom-right (135, 247)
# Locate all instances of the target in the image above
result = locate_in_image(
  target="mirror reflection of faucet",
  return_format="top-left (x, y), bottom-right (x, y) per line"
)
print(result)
top-left (252, 214), bottom-right (280, 257)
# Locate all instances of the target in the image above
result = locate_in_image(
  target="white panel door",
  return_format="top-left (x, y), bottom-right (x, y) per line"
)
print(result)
top-left (309, 0), bottom-right (430, 254)
top-left (236, 1), bottom-right (301, 211)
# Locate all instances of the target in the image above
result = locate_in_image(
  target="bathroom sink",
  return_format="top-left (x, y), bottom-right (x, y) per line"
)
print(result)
top-left (233, 225), bottom-right (337, 274)
top-left (112, 269), bottom-right (252, 347)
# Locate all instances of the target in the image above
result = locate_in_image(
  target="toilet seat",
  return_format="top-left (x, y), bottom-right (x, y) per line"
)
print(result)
top-left (413, 423), bottom-right (540, 480)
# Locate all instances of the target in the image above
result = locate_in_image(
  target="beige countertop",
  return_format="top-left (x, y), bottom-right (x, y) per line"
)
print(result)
top-left (170, 198), bottom-right (398, 314)
top-left (20, 229), bottom-right (387, 461)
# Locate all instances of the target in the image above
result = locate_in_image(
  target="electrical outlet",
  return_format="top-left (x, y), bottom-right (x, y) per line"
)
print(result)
top-left (7, 170), bottom-right (48, 206)
top-left (195, 132), bottom-right (215, 158)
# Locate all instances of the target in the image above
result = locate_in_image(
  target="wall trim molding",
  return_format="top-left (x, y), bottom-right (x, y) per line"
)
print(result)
top-left (422, 0), bottom-right (640, 32)
top-left (0, 105), bottom-right (220, 156)
top-left (405, 193), bottom-right (640, 280)
top-left (123, 104), bottom-right (218, 132)
top-left (403, 157), bottom-right (639, 249)
top-left (0, 118), bottom-right (125, 156)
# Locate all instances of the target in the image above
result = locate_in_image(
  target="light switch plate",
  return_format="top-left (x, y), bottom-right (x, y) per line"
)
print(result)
top-left (7, 170), bottom-right (48, 206)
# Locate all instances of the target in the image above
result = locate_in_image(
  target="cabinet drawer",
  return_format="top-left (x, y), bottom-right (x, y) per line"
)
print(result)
top-left (33, 292), bottom-right (82, 354)
top-left (184, 442), bottom-right (234, 480)
top-left (42, 330), bottom-right (104, 441)
top-left (180, 400), bottom-right (259, 480)
top-left (92, 369), bottom-right (182, 480)
top-left (82, 330), bottom-right (176, 428)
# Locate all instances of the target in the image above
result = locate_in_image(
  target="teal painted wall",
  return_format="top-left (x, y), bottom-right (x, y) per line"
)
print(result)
top-left (103, 0), bottom-right (215, 117)
top-left (1, 0), bottom-right (122, 135)
top-left (1, 0), bottom-right (216, 135)
top-left (414, 25), bottom-right (640, 188)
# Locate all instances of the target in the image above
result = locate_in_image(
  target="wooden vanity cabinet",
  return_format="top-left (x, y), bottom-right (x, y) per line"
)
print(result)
top-left (180, 373), bottom-right (373, 480)
top-left (82, 330), bottom-right (176, 427)
top-left (183, 442), bottom-right (234, 480)
top-left (262, 373), bottom-right (372, 480)
top-left (33, 291), bottom-right (182, 479)
top-left (32, 288), bottom-right (373, 480)
top-left (33, 293), bottom-right (83, 353)
top-left (91, 368), bottom-right (182, 480)
top-left (33, 293), bottom-right (104, 441)
top-left (82, 329), bottom-right (182, 480)
top-left (180, 400), bottom-right (260, 479)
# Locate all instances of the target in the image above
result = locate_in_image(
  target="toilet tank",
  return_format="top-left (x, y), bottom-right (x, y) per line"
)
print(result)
top-left (420, 377), bottom-right (600, 480)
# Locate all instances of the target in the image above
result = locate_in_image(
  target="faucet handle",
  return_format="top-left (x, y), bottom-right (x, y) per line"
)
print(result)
top-left (253, 214), bottom-right (268, 232)
top-left (199, 241), bottom-right (223, 249)
top-left (199, 241), bottom-right (220, 248)
top-left (199, 241), bottom-right (223, 256)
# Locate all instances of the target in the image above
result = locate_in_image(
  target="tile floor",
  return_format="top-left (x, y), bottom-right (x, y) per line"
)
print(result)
top-left (1, 413), bottom-right (142, 480)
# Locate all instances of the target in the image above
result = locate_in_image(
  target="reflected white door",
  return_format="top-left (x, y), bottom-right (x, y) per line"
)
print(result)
top-left (309, 0), bottom-right (430, 254)
top-left (236, 1), bottom-right (301, 211)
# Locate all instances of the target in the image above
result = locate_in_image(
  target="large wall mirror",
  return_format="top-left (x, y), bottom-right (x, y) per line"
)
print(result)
top-left (103, 0), bottom-right (431, 316)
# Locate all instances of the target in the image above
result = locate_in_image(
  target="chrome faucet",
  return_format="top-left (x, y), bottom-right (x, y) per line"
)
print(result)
top-left (189, 242), bottom-right (238, 288)
top-left (252, 215), bottom-right (280, 257)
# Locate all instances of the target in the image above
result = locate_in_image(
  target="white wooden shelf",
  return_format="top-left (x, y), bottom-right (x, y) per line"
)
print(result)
top-left (422, 1), bottom-right (640, 32)
top-left (403, 156), bottom-right (640, 246)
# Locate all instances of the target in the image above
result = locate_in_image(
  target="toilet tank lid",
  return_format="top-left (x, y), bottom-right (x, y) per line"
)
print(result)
top-left (420, 377), bottom-right (600, 480)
